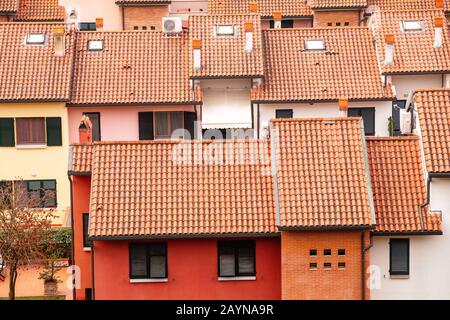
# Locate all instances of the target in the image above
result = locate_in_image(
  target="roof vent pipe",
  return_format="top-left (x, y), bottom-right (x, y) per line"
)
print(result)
top-left (274, 11), bottom-right (282, 29)
top-left (434, 17), bottom-right (444, 49)
top-left (244, 22), bottom-right (253, 53)
top-left (193, 39), bottom-right (202, 70)
top-left (384, 34), bottom-right (394, 65)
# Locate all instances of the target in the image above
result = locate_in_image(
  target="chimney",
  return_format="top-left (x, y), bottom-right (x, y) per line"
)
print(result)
top-left (339, 97), bottom-right (349, 116)
top-left (193, 39), bottom-right (202, 70)
top-left (52, 27), bottom-right (65, 57)
top-left (274, 11), bottom-right (282, 29)
top-left (79, 115), bottom-right (93, 144)
top-left (436, 0), bottom-right (444, 9)
top-left (384, 34), bottom-right (394, 65)
top-left (434, 17), bottom-right (444, 48)
top-left (244, 22), bottom-right (254, 53)
top-left (249, 2), bottom-right (258, 13)
top-left (96, 18), bottom-right (104, 31)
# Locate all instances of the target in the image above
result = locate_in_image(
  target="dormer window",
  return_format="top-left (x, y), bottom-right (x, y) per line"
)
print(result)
top-left (26, 33), bottom-right (46, 45)
top-left (305, 39), bottom-right (325, 51)
top-left (88, 40), bottom-right (103, 51)
top-left (216, 25), bottom-right (235, 36)
top-left (402, 20), bottom-right (423, 32)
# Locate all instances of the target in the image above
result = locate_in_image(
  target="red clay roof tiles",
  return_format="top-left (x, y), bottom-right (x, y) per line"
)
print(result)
top-left (116, 1), bottom-right (171, 4)
top-left (271, 118), bottom-right (376, 230)
top-left (253, 27), bottom-right (393, 103)
top-left (310, 0), bottom-right (367, 9)
top-left (368, 0), bottom-right (449, 11)
top-left (372, 9), bottom-right (450, 74)
top-left (414, 89), bottom-right (450, 173)
top-left (366, 136), bottom-right (442, 233)
top-left (188, 14), bottom-right (265, 78)
top-left (88, 140), bottom-right (277, 238)
top-left (69, 144), bottom-right (93, 175)
top-left (0, 22), bottom-right (74, 102)
top-left (70, 30), bottom-right (199, 105)
top-left (15, 0), bottom-right (65, 21)
top-left (0, 0), bottom-right (19, 13)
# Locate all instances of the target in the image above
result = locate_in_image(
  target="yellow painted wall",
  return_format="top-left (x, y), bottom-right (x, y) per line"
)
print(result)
top-left (0, 102), bottom-right (70, 226)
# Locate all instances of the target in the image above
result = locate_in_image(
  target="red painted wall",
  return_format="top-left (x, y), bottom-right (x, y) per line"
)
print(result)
top-left (93, 238), bottom-right (281, 300)
top-left (72, 175), bottom-right (92, 300)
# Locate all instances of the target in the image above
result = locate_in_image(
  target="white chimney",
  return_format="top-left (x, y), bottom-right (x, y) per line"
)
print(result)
top-left (384, 34), bottom-right (394, 65)
top-left (244, 22), bottom-right (253, 53)
top-left (193, 39), bottom-right (201, 70)
top-left (274, 11), bottom-right (282, 29)
top-left (53, 27), bottom-right (65, 57)
top-left (434, 17), bottom-right (444, 49)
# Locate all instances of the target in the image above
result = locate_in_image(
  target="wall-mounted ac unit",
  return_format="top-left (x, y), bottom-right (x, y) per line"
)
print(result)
top-left (162, 17), bottom-right (182, 34)
top-left (400, 109), bottom-right (412, 134)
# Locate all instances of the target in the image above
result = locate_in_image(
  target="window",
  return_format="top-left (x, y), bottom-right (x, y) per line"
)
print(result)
top-left (275, 109), bottom-right (293, 119)
top-left (392, 100), bottom-right (406, 136)
top-left (83, 112), bottom-right (101, 141)
top-left (202, 128), bottom-right (254, 140)
top-left (338, 262), bottom-right (346, 270)
top-left (218, 241), bottom-right (255, 278)
top-left (88, 40), bottom-right (103, 51)
top-left (348, 108), bottom-right (375, 136)
top-left (154, 112), bottom-right (183, 139)
top-left (327, 22), bottom-right (332, 26)
top-left (324, 262), bottom-right (332, 269)
top-left (336, 22), bottom-right (341, 26)
top-left (344, 22), bottom-right (350, 26)
top-left (134, 26), bottom-right (139, 30)
top-left (79, 23), bottom-right (96, 31)
top-left (402, 20), bottom-right (422, 32)
top-left (82, 213), bottom-right (91, 249)
top-left (309, 249), bottom-right (317, 256)
top-left (150, 26), bottom-right (156, 30)
top-left (269, 20), bottom-right (294, 28)
top-left (16, 118), bottom-right (45, 145)
top-left (338, 249), bottom-right (346, 256)
top-left (309, 262), bottom-right (317, 270)
top-left (323, 249), bottom-right (331, 256)
top-left (129, 243), bottom-right (167, 279)
top-left (15, 180), bottom-right (57, 208)
top-left (305, 39), bottom-right (325, 51)
top-left (216, 25), bottom-right (235, 36)
top-left (0, 118), bottom-right (15, 147)
top-left (140, 112), bottom-right (196, 140)
top-left (390, 239), bottom-right (409, 276)
top-left (142, 26), bottom-right (147, 30)
top-left (26, 33), bottom-right (46, 45)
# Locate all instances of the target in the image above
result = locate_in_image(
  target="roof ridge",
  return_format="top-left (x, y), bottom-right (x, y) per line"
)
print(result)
top-left (365, 136), bottom-right (419, 141)
top-left (271, 117), bottom-right (361, 123)
top-left (88, 139), bottom-right (268, 146)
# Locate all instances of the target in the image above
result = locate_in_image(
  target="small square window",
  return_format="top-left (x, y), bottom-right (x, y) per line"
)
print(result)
top-left (142, 26), bottom-right (147, 30)
top-left (26, 33), bottom-right (46, 45)
top-left (338, 262), bottom-right (346, 270)
top-left (327, 22), bottom-right (332, 26)
top-left (150, 26), bottom-right (156, 30)
top-left (323, 249), bottom-right (331, 256)
top-left (402, 20), bottom-right (422, 32)
top-left (324, 262), bottom-right (332, 269)
top-left (134, 26), bottom-right (139, 30)
top-left (88, 40), bottom-right (103, 51)
top-left (338, 249), bottom-right (346, 256)
top-left (305, 39), bottom-right (325, 51)
top-left (344, 22), bottom-right (350, 26)
top-left (309, 262), bottom-right (317, 270)
top-left (336, 22), bottom-right (341, 26)
top-left (309, 249), bottom-right (317, 256)
top-left (216, 25), bottom-right (235, 36)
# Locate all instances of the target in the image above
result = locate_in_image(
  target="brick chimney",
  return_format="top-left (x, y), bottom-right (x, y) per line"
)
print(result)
top-left (79, 115), bottom-right (93, 144)
top-left (384, 34), bottom-right (394, 65)
top-left (249, 2), bottom-right (258, 13)
top-left (52, 27), bottom-right (65, 57)
top-left (96, 18), bottom-right (104, 31)
top-left (274, 11), bottom-right (282, 29)
top-left (436, 0), bottom-right (444, 9)
top-left (434, 17), bottom-right (444, 49)
top-left (339, 97), bottom-right (349, 111)
top-left (193, 39), bottom-right (202, 70)
top-left (244, 22), bottom-right (254, 53)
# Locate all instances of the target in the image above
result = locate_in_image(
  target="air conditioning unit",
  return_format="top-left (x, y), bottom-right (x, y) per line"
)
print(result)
top-left (400, 109), bottom-right (412, 134)
top-left (162, 17), bottom-right (182, 34)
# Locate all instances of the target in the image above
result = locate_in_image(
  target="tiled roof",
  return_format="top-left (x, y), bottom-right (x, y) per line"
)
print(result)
top-left (271, 118), bottom-right (376, 230)
top-left (188, 14), bottom-right (264, 79)
top-left (366, 137), bottom-right (442, 234)
top-left (15, 0), bottom-right (65, 21)
top-left (207, 0), bottom-right (312, 18)
top-left (0, 23), bottom-right (75, 102)
top-left (0, 0), bottom-right (19, 13)
top-left (115, 0), bottom-right (171, 5)
top-left (368, 0), bottom-right (450, 12)
top-left (310, 0), bottom-right (367, 9)
top-left (89, 140), bottom-right (277, 238)
top-left (415, 89), bottom-right (450, 173)
top-left (70, 30), bottom-right (199, 105)
top-left (69, 144), bottom-right (93, 175)
top-left (372, 10), bottom-right (450, 74)
top-left (253, 27), bottom-right (393, 103)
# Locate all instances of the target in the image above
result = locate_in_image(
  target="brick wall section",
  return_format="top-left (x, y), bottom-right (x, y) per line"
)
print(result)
top-left (123, 5), bottom-right (169, 30)
top-left (313, 10), bottom-right (361, 27)
top-left (281, 230), bottom-right (371, 300)
top-left (261, 18), bottom-right (313, 29)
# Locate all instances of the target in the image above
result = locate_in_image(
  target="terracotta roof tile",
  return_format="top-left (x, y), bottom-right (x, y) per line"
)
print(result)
top-left (207, 0), bottom-right (312, 18)
top-left (366, 136), bottom-right (442, 233)
top-left (188, 14), bottom-right (265, 78)
top-left (415, 89), bottom-right (450, 173)
top-left (271, 118), bottom-right (376, 230)
top-left (253, 27), bottom-right (393, 103)
top-left (0, 22), bottom-right (75, 102)
top-left (70, 30), bottom-right (199, 105)
top-left (89, 140), bottom-right (276, 238)
top-left (15, 0), bottom-right (65, 21)
top-left (368, 0), bottom-right (450, 12)
top-left (69, 144), bottom-right (93, 175)
top-left (310, 0), bottom-right (367, 9)
top-left (372, 9), bottom-right (450, 74)
top-left (0, 0), bottom-right (19, 13)
top-left (116, 0), bottom-right (171, 4)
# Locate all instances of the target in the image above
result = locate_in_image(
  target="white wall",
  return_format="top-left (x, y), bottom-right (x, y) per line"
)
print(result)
top-left (259, 100), bottom-right (392, 137)
top-left (391, 74), bottom-right (444, 100)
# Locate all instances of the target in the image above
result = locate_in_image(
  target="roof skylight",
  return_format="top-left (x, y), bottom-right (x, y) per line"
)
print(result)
top-left (402, 20), bottom-right (423, 32)
top-left (88, 40), bottom-right (104, 51)
top-left (216, 25), bottom-right (235, 36)
top-left (305, 39), bottom-right (325, 51)
top-left (26, 33), bottom-right (46, 45)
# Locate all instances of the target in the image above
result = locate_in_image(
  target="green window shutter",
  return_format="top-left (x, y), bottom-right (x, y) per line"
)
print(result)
top-left (46, 117), bottom-right (62, 146)
top-left (0, 118), bottom-right (15, 147)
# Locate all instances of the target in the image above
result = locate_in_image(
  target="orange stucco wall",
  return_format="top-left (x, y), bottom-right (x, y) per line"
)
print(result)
top-left (93, 237), bottom-right (281, 300)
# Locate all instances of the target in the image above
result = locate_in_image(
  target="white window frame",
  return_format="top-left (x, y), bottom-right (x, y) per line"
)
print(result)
top-left (25, 33), bottom-right (46, 45)
top-left (402, 20), bottom-right (423, 32)
top-left (87, 40), bottom-right (104, 51)
top-left (215, 25), bottom-right (235, 36)
top-left (305, 39), bottom-right (325, 51)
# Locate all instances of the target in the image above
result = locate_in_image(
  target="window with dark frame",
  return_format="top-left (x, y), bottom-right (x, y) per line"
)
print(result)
top-left (82, 213), bottom-right (91, 248)
top-left (15, 180), bottom-right (57, 208)
top-left (348, 108), bottom-right (376, 136)
top-left (275, 109), bottom-right (293, 119)
top-left (154, 111), bottom-right (183, 139)
top-left (79, 22), bottom-right (96, 31)
top-left (309, 249), bottom-right (317, 256)
top-left (83, 112), bottom-right (101, 141)
top-left (392, 100), bottom-right (406, 136)
top-left (390, 239), bottom-right (409, 276)
top-left (129, 243), bottom-right (167, 279)
top-left (323, 249), bottom-right (331, 256)
top-left (269, 20), bottom-right (294, 28)
top-left (218, 241), bottom-right (255, 278)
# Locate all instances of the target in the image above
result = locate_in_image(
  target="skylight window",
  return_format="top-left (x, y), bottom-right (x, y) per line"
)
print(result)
top-left (26, 33), bottom-right (46, 45)
top-left (402, 20), bottom-right (423, 32)
top-left (305, 39), bottom-right (325, 51)
top-left (88, 40), bottom-right (104, 51)
top-left (216, 25), bottom-right (235, 36)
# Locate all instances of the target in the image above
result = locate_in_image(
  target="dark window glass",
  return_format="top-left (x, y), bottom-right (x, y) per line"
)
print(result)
top-left (309, 262), bottom-right (317, 269)
top-left (82, 213), bottom-right (91, 248)
top-left (15, 180), bottom-right (57, 208)
top-left (138, 112), bottom-right (154, 141)
top-left (390, 239), bottom-right (409, 275)
top-left (275, 109), bottom-right (293, 119)
top-left (269, 20), bottom-right (294, 28)
top-left (324, 262), bottom-right (332, 269)
top-left (309, 249), bottom-right (317, 256)
top-left (129, 243), bottom-right (167, 279)
top-left (79, 23), bottom-right (96, 31)
top-left (324, 249), bottom-right (331, 256)
top-left (83, 113), bottom-right (101, 141)
top-left (336, 22), bottom-right (341, 26)
top-left (338, 249), bottom-right (346, 256)
top-left (85, 288), bottom-right (93, 300)
top-left (344, 22), bottom-right (350, 26)
top-left (338, 262), bottom-right (346, 269)
top-left (392, 100), bottom-right (406, 136)
top-left (16, 118), bottom-right (46, 145)
top-left (0, 118), bottom-right (15, 147)
top-left (348, 108), bottom-right (375, 136)
top-left (184, 112), bottom-right (197, 140)
top-left (218, 241), bottom-right (255, 277)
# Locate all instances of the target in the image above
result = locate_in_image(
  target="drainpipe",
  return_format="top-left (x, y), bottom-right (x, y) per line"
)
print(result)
top-left (68, 174), bottom-right (76, 301)
top-left (257, 103), bottom-right (260, 139)
top-left (91, 242), bottom-right (95, 300)
top-left (361, 231), bottom-right (373, 300)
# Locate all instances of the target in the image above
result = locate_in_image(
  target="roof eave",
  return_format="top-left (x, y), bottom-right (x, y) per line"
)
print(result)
top-left (252, 97), bottom-right (394, 104)
top-left (67, 101), bottom-right (202, 107)
top-left (89, 232), bottom-right (280, 241)
top-left (372, 230), bottom-right (443, 236)
top-left (277, 224), bottom-right (376, 232)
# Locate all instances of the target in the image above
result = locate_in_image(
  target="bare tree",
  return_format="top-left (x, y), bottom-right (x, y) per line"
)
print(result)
top-left (0, 181), bottom-right (55, 300)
